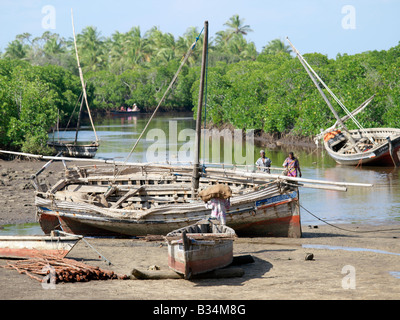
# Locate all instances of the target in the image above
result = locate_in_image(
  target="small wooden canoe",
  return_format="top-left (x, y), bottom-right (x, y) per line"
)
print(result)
top-left (47, 141), bottom-right (99, 158)
top-left (0, 231), bottom-right (81, 259)
top-left (165, 220), bottom-right (236, 279)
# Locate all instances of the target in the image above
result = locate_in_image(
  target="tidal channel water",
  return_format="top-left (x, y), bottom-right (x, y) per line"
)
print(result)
top-left (6, 112), bottom-right (400, 235)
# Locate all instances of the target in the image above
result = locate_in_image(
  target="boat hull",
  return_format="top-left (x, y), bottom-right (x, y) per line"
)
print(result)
top-left (324, 129), bottom-right (400, 166)
top-left (166, 220), bottom-right (236, 278)
top-left (167, 238), bottom-right (233, 277)
top-left (110, 111), bottom-right (140, 115)
top-left (47, 142), bottom-right (98, 158)
top-left (36, 189), bottom-right (301, 238)
top-left (0, 235), bottom-right (80, 259)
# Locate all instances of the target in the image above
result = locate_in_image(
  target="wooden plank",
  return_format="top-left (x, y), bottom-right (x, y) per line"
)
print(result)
top-left (111, 187), bottom-right (144, 209)
top-left (130, 267), bottom-right (244, 280)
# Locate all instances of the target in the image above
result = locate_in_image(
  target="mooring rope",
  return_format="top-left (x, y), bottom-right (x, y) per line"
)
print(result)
top-left (300, 204), bottom-right (400, 234)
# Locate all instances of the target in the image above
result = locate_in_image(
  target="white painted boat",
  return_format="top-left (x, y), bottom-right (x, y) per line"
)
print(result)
top-left (0, 232), bottom-right (81, 259)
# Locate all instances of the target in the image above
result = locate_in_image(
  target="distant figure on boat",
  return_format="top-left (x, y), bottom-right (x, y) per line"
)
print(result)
top-left (120, 106), bottom-right (125, 111)
top-left (132, 103), bottom-right (140, 112)
top-left (256, 150), bottom-right (272, 173)
top-left (283, 152), bottom-right (302, 177)
top-left (205, 198), bottom-right (230, 225)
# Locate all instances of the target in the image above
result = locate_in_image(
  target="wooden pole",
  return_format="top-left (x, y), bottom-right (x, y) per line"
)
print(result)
top-left (74, 95), bottom-right (85, 145)
top-left (71, 9), bottom-right (99, 143)
top-left (0, 149), bottom-right (374, 189)
top-left (192, 21), bottom-right (208, 196)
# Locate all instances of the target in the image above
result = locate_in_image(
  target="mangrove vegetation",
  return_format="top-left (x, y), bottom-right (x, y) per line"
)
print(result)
top-left (1, 15), bottom-right (400, 154)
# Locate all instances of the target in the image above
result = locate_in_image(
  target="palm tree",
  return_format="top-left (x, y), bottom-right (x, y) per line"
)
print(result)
top-left (223, 15), bottom-right (253, 40)
top-left (176, 27), bottom-right (202, 66)
top-left (43, 35), bottom-right (65, 56)
top-left (76, 26), bottom-right (106, 72)
top-left (4, 40), bottom-right (28, 60)
top-left (262, 39), bottom-right (292, 55)
top-left (124, 26), bottom-right (150, 65)
top-left (145, 27), bottom-right (178, 65)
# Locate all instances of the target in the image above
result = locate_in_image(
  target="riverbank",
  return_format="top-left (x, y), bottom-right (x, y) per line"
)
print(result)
top-left (0, 223), bottom-right (399, 300)
top-left (0, 158), bottom-right (399, 300)
top-left (204, 122), bottom-right (317, 149)
top-left (0, 158), bottom-right (93, 225)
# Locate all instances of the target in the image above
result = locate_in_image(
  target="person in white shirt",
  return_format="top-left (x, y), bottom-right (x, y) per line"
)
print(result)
top-left (255, 150), bottom-right (272, 173)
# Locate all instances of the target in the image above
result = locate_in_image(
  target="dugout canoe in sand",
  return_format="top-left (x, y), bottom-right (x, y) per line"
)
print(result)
top-left (165, 219), bottom-right (236, 279)
top-left (0, 231), bottom-right (81, 259)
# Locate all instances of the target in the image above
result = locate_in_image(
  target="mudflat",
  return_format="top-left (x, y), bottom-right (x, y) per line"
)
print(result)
top-left (0, 159), bottom-right (399, 300)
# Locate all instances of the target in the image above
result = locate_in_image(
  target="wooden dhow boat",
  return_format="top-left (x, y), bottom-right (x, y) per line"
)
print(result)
top-left (48, 10), bottom-right (99, 159)
top-left (165, 219), bottom-right (236, 279)
top-left (287, 38), bottom-right (400, 167)
top-left (34, 163), bottom-right (303, 238)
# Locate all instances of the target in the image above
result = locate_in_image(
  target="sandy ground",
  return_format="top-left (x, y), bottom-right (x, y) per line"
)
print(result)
top-left (0, 158), bottom-right (399, 301)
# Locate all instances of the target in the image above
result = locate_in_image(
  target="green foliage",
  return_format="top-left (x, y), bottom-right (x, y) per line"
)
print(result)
top-left (1, 16), bottom-right (400, 156)
top-left (0, 59), bottom-right (81, 154)
top-left (200, 43), bottom-right (400, 137)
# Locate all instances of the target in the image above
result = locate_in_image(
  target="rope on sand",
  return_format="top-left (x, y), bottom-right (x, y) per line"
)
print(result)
top-left (300, 204), bottom-right (400, 234)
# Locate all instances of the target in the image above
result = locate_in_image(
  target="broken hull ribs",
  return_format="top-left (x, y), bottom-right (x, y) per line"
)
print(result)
top-left (36, 189), bottom-right (301, 238)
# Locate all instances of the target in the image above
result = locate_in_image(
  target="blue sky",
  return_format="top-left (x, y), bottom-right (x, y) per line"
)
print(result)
top-left (1, 0), bottom-right (399, 58)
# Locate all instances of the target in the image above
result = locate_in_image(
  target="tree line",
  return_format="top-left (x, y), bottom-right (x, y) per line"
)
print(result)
top-left (1, 14), bottom-right (400, 154)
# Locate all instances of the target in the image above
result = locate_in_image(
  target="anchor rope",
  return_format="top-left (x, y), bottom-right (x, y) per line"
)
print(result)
top-left (300, 204), bottom-right (400, 233)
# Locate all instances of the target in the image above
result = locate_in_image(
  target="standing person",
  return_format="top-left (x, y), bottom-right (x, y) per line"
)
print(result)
top-left (283, 152), bottom-right (302, 177)
top-left (205, 198), bottom-right (230, 225)
top-left (256, 150), bottom-right (272, 173)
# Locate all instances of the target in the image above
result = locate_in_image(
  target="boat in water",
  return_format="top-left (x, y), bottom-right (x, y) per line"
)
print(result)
top-left (165, 219), bottom-right (236, 279)
top-left (48, 141), bottom-right (99, 159)
top-left (48, 11), bottom-right (99, 159)
top-left (286, 37), bottom-right (400, 167)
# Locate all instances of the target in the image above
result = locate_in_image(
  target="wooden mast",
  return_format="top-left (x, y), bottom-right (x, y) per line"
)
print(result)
top-left (71, 9), bottom-right (99, 144)
top-left (286, 37), bottom-right (360, 153)
top-left (192, 21), bottom-right (208, 196)
top-left (74, 95), bottom-right (84, 145)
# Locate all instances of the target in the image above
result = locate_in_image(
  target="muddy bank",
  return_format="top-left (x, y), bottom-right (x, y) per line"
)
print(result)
top-left (0, 158), bottom-right (92, 225)
top-left (0, 223), bottom-right (399, 300)
top-left (205, 122), bottom-right (317, 149)
top-left (0, 158), bottom-right (399, 300)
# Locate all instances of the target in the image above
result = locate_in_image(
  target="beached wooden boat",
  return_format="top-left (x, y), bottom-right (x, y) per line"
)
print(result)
top-left (0, 232), bottom-right (81, 259)
top-left (323, 128), bottom-right (400, 166)
top-left (165, 220), bottom-right (236, 279)
top-left (35, 163), bottom-right (302, 238)
top-left (287, 37), bottom-right (400, 167)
